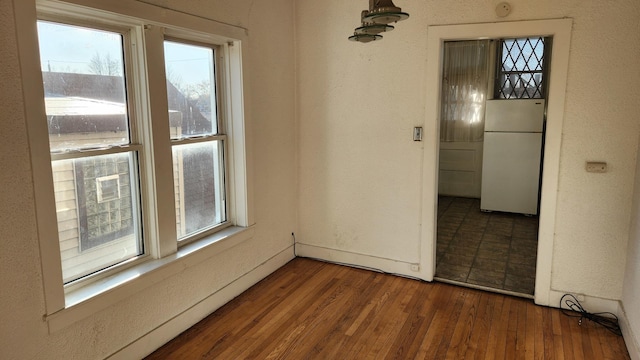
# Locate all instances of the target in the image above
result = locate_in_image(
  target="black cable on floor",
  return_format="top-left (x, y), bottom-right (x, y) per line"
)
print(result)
top-left (559, 294), bottom-right (622, 336)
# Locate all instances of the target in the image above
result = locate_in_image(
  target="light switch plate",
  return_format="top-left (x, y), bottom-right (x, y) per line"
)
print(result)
top-left (413, 127), bottom-right (423, 141)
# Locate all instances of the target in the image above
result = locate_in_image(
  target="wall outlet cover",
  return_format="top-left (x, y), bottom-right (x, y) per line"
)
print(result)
top-left (586, 162), bottom-right (607, 173)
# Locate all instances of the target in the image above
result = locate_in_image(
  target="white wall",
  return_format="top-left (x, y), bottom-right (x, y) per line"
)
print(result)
top-left (622, 134), bottom-right (640, 358)
top-left (0, 0), bottom-right (296, 358)
top-left (296, 1), bottom-right (425, 269)
top-left (296, 0), bottom-right (640, 299)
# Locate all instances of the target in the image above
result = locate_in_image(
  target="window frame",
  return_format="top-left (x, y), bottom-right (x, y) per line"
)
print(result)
top-left (37, 16), bottom-right (149, 285)
top-left (494, 36), bottom-right (550, 100)
top-left (16, 0), bottom-right (253, 331)
top-left (162, 36), bottom-right (232, 244)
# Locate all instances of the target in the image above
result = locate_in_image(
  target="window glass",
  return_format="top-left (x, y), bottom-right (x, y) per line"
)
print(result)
top-left (38, 21), bottom-right (143, 283)
top-left (496, 37), bottom-right (546, 99)
top-left (171, 140), bottom-right (226, 239)
top-left (52, 153), bottom-right (142, 283)
top-left (38, 21), bottom-right (129, 152)
top-left (164, 41), bottom-right (218, 138)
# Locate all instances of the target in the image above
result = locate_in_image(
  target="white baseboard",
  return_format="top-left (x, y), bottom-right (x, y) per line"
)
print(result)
top-left (107, 246), bottom-right (295, 359)
top-left (549, 290), bottom-right (640, 359)
top-left (295, 243), bottom-right (422, 279)
top-left (619, 302), bottom-right (640, 360)
top-left (548, 290), bottom-right (620, 314)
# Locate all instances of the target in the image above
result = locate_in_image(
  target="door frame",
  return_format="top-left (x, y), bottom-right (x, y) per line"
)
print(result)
top-left (418, 19), bottom-right (573, 307)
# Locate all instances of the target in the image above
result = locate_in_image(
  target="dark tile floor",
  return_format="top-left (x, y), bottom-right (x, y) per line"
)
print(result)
top-left (435, 196), bottom-right (539, 296)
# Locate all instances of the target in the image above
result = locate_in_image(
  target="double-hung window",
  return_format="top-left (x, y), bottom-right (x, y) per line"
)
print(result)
top-left (164, 40), bottom-right (228, 240)
top-left (26, 0), bottom-right (250, 324)
top-left (38, 20), bottom-right (145, 284)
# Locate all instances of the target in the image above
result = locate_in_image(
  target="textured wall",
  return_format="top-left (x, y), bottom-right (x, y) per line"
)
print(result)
top-left (296, 0), bottom-right (640, 299)
top-left (623, 134), bottom-right (640, 354)
top-left (296, 0), bottom-right (425, 263)
top-left (0, 0), bottom-right (296, 358)
top-left (0, 0), bottom-right (51, 356)
top-left (544, 0), bottom-right (640, 298)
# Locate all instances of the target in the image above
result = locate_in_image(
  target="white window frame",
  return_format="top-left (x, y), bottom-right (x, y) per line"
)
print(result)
top-left (38, 16), bottom-right (148, 285)
top-left (15, 0), bottom-right (254, 332)
top-left (162, 36), bottom-right (232, 244)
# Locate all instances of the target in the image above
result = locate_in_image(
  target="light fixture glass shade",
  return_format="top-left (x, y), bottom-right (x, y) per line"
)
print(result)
top-left (363, 0), bottom-right (409, 24)
top-left (355, 23), bottom-right (394, 35)
top-left (348, 33), bottom-right (383, 43)
top-left (363, 12), bottom-right (409, 24)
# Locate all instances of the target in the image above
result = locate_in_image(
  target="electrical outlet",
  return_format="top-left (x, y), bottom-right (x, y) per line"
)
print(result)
top-left (586, 161), bottom-right (607, 173)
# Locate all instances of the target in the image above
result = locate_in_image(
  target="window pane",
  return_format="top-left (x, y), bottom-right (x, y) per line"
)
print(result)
top-left (164, 41), bottom-right (218, 138)
top-left (37, 21), bottom-right (129, 152)
top-left (497, 37), bottom-right (545, 99)
top-left (52, 152), bottom-right (142, 283)
top-left (172, 141), bottom-right (226, 239)
top-left (501, 38), bottom-right (544, 72)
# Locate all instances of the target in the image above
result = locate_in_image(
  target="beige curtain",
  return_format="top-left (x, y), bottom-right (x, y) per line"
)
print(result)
top-left (440, 40), bottom-right (492, 142)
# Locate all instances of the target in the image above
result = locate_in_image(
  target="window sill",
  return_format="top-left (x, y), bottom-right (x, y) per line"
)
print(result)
top-left (45, 225), bottom-right (255, 333)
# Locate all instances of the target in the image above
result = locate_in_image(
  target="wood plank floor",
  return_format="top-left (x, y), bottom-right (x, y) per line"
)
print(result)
top-left (146, 258), bottom-right (630, 359)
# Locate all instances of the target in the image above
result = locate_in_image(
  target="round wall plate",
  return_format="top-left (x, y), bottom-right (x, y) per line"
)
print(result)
top-left (495, 2), bottom-right (512, 17)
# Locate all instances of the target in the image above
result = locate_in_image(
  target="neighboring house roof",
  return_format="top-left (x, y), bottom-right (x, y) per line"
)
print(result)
top-left (46, 96), bottom-right (127, 135)
top-left (42, 71), bottom-right (209, 134)
top-left (43, 71), bottom-right (125, 103)
top-left (46, 97), bottom-right (126, 117)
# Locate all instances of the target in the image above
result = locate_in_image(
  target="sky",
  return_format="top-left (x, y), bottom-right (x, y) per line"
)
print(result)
top-left (37, 20), bottom-right (213, 85)
top-left (37, 21), bottom-right (123, 75)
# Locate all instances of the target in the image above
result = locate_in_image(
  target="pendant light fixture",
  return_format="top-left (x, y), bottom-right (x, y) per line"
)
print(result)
top-left (363, 0), bottom-right (409, 24)
top-left (349, 10), bottom-right (392, 42)
top-left (349, 0), bottom-right (409, 43)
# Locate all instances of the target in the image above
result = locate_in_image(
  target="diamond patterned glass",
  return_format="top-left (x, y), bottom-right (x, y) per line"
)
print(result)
top-left (496, 37), bottom-right (546, 99)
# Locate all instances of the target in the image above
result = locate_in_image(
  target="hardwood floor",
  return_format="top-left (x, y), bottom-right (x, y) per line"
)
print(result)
top-left (146, 258), bottom-right (630, 359)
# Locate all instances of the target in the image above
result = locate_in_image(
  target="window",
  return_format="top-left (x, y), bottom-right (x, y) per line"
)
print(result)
top-left (38, 21), bottom-right (144, 283)
top-left (495, 37), bottom-right (549, 99)
top-left (17, 0), bottom-right (251, 327)
top-left (440, 40), bottom-right (492, 142)
top-left (31, 3), bottom-right (245, 296)
top-left (164, 41), bottom-right (227, 240)
top-left (96, 175), bottom-right (122, 203)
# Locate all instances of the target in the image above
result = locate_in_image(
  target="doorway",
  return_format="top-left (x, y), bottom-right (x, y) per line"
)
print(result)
top-left (434, 37), bottom-right (548, 297)
top-left (419, 19), bottom-right (572, 307)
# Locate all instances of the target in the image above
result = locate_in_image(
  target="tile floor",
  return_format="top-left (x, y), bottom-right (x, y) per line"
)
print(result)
top-left (435, 196), bottom-right (539, 296)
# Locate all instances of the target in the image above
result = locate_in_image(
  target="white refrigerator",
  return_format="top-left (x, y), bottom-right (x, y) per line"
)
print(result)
top-left (480, 99), bottom-right (545, 215)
